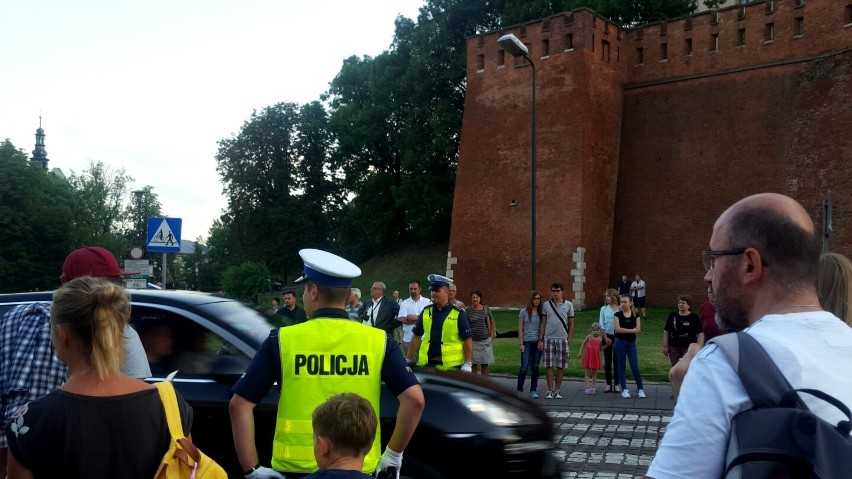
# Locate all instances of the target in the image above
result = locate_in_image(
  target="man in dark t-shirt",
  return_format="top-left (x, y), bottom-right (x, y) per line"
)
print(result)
top-left (278, 291), bottom-right (307, 326)
top-left (618, 276), bottom-right (631, 296)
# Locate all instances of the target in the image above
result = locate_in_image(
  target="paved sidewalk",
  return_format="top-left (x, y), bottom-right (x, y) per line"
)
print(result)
top-left (489, 374), bottom-right (676, 413)
top-left (488, 374), bottom-right (676, 477)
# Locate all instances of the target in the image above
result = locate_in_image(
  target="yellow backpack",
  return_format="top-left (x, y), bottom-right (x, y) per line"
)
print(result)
top-left (154, 381), bottom-right (228, 479)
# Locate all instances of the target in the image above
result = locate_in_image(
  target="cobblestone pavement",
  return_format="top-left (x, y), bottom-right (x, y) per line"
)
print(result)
top-left (489, 375), bottom-right (676, 478)
top-left (549, 410), bottom-right (670, 478)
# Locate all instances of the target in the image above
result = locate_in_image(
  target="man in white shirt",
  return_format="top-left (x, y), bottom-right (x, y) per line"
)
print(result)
top-left (398, 280), bottom-right (431, 353)
top-left (630, 274), bottom-right (646, 318)
top-left (647, 193), bottom-right (852, 479)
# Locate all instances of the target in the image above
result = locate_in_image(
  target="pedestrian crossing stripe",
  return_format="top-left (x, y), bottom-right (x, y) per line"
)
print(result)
top-left (148, 219), bottom-right (178, 247)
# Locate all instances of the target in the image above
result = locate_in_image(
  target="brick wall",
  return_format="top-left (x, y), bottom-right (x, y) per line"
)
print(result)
top-left (450, 0), bottom-right (852, 308)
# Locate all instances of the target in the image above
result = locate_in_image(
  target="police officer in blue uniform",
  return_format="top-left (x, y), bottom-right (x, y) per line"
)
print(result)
top-left (229, 249), bottom-right (425, 479)
top-left (406, 274), bottom-right (474, 373)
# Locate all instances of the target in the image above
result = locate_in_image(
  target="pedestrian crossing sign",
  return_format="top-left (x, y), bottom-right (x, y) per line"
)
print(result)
top-left (147, 217), bottom-right (182, 253)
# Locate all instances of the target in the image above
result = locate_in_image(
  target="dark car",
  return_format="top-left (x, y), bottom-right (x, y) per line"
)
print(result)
top-left (0, 290), bottom-right (560, 478)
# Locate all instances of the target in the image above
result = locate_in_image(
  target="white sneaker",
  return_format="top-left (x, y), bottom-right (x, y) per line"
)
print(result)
top-left (637, 389), bottom-right (647, 398)
top-left (545, 390), bottom-right (553, 399)
top-left (621, 389), bottom-right (631, 399)
top-left (555, 390), bottom-right (563, 399)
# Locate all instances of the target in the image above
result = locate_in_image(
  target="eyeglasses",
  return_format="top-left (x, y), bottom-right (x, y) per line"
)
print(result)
top-left (551, 289), bottom-right (562, 293)
top-left (702, 248), bottom-right (747, 271)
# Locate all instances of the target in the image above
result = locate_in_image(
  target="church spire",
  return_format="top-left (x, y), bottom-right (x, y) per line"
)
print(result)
top-left (31, 115), bottom-right (49, 170)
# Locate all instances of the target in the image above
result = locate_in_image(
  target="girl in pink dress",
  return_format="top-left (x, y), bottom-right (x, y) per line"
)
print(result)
top-left (577, 323), bottom-right (611, 394)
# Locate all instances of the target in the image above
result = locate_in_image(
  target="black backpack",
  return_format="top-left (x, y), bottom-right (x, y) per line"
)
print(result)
top-left (711, 332), bottom-right (852, 479)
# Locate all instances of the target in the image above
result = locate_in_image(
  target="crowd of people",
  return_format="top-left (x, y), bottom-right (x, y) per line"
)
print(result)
top-left (3, 191), bottom-right (852, 479)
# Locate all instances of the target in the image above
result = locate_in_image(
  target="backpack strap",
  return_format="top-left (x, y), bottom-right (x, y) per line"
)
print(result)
top-left (710, 332), bottom-right (807, 410)
top-left (155, 382), bottom-right (202, 466)
top-left (548, 300), bottom-right (570, 335)
top-left (154, 381), bottom-right (186, 439)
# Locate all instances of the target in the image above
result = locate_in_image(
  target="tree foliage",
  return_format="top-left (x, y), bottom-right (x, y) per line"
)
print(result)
top-left (67, 160), bottom-right (134, 254)
top-left (124, 185), bottom-right (163, 250)
top-left (0, 139), bottom-right (75, 292)
top-left (213, 103), bottom-right (337, 280)
top-left (324, 0), bottom-right (504, 260)
top-left (501, 0), bottom-right (697, 27)
top-left (220, 261), bottom-right (271, 301)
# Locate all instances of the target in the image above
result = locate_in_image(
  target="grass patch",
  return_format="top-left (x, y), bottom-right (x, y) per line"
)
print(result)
top-left (490, 306), bottom-right (674, 382)
top-left (354, 240), bottom-right (448, 296)
top-left (257, 240), bottom-right (448, 309)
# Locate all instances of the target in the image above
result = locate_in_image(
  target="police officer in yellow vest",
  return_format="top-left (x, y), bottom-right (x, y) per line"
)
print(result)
top-left (229, 249), bottom-right (425, 479)
top-left (406, 274), bottom-right (474, 373)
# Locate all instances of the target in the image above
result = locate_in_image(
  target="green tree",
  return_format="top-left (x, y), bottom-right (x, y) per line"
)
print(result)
top-left (0, 139), bottom-right (75, 292)
top-left (220, 261), bottom-right (271, 301)
top-left (68, 160), bottom-right (134, 255)
top-left (325, 0), bottom-right (504, 259)
top-left (500, 0), bottom-right (697, 27)
top-left (214, 103), bottom-right (309, 279)
top-left (124, 185), bottom-right (162, 251)
top-left (295, 101), bottom-right (340, 244)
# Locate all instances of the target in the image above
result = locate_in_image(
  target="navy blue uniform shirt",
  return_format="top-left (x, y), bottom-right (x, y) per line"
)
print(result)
top-left (233, 308), bottom-right (418, 403)
top-left (412, 303), bottom-right (472, 363)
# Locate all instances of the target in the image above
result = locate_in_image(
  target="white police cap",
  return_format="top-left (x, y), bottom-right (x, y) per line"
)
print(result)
top-left (294, 249), bottom-right (361, 287)
top-left (427, 274), bottom-right (453, 289)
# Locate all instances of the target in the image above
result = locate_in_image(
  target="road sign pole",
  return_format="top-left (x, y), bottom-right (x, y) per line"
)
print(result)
top-left (162, 252), bottom-right (167, 289)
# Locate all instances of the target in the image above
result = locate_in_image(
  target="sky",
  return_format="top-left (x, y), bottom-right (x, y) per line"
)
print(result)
top-left (1, 0), bottom-right (425, 242)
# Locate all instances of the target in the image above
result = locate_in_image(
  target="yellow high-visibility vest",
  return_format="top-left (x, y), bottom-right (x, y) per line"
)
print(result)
top-left (272, 318), bottom-right (385, 473)
top-left (418, 305), bottom-right (464, 370)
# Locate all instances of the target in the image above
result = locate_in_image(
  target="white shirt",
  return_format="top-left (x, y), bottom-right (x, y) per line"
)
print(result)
top-left (398, 296), bottom-right (431, 342)
top-left (631, 280), bottom-right (646, 298)
top-left (363, 297), bottom-right (384, 327)
top-left (647, 311), bottom-right (852, 479)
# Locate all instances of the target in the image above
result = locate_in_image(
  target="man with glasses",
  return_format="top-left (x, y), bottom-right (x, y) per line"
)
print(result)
top-left (541, 282), bottom-right (574, 399)
top-left (358, 281), bottom-right (400, 335)
top-left (398, 281), bottom-right (431, 353)
top-left (407, 274), bottom-right (473, 372)
top-left (647, 193), bottom-right (852, 479)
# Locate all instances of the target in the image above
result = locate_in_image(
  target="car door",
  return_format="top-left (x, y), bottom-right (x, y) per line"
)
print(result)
top-left (129, 301), bottom-right (278, 476)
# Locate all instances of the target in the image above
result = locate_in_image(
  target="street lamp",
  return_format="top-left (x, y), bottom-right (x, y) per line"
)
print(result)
top-left (498, 33), bottom-right (537, 292)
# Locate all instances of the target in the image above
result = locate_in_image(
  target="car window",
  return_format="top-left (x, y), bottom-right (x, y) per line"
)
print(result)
top-left (131, 305), bottom-right (252, 378)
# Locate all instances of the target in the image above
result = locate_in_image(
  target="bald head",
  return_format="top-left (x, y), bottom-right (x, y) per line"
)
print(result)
top-left (717, 193), bottom-right (815, 237)
top-left (714, 193), bottom-right (820, 292)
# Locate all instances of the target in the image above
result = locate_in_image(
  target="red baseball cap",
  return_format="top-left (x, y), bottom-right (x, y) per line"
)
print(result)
top-left (60, 246), bottom-right (140, 284)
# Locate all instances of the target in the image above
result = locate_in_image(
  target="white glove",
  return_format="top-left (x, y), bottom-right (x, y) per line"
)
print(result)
top-left (245, 466), bottom-right (286, 479)
top-left (374, 447), bottom-right (403, 479)
top-left (460, 361), bottom-right (472, 373)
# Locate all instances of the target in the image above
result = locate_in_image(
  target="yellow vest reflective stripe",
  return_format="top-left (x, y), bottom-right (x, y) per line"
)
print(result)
top-left (418, 306), bottom-right (464, 370)
top-left (273, 319), bottom-right (386, 473)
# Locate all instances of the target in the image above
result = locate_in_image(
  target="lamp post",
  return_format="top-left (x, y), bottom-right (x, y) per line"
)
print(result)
top-left (497, 33), bottom-right (537, 292)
